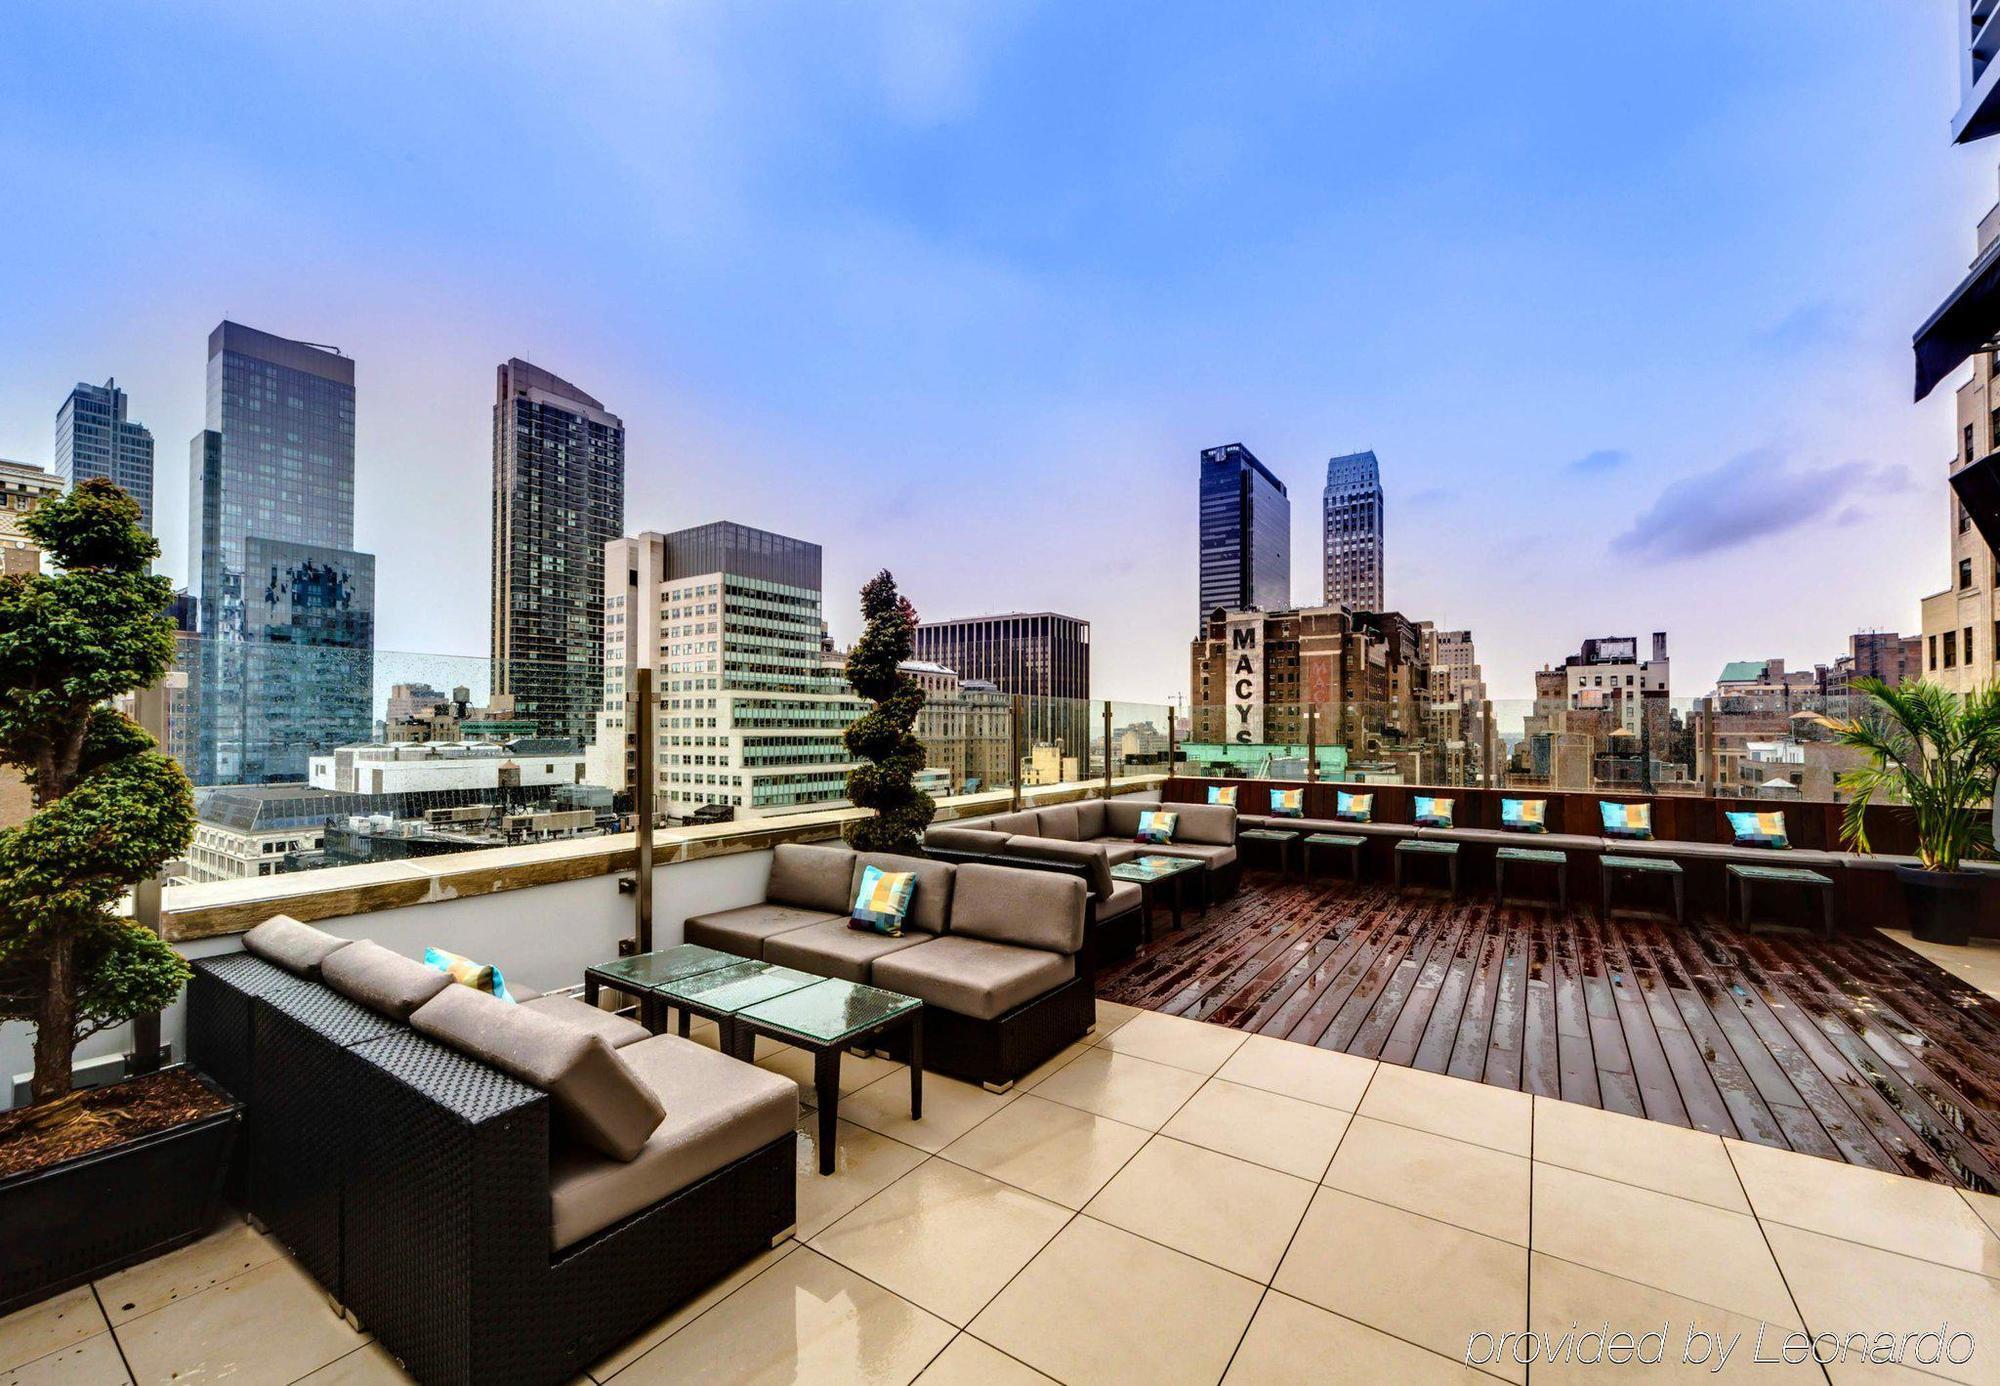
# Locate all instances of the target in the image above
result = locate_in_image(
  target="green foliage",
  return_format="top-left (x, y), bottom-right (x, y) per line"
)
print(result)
top-left (1810, 678), bottom-right (2000, 873)
top-left (841, 571), bottom-right (934, 853)
top-left (0, 479), bottom-right (193, 1103)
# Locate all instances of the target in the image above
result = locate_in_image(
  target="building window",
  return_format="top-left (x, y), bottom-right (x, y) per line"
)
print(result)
top-left (1944, 631), bottom-right (1958, 668)
top-left (1928, 635), bottom-right (1938, 669)
top-left (1968, 424), bottom-right (1978, 462)
top-left (1967, 626), bottom-right (1977, 664)
top-left (1962, 558), bottom-right (1975, 590)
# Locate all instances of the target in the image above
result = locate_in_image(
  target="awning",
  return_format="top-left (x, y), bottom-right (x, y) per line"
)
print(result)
top-left (1914, 240), bottom-right (2000, 401)
top-left (1953, 447), bottom-right (2000, 551)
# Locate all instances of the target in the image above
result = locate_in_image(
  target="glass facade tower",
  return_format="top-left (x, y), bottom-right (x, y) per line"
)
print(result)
top-left (1198, 442), bottom-right (1291, 622)
top-left (490, 359), bottom-right (625, 746)
top-left (55, 378), bottom-right (155, 535)
top-left (189, 321), bottom-right (375, 785)
top-left (1323, 450), bottom-right (1385, 612)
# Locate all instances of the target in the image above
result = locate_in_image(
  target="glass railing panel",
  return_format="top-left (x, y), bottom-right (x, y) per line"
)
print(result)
top-left (1105, 701), bottom-right (1173, 782)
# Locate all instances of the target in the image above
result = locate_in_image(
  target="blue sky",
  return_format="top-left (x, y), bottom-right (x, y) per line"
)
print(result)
top-left (0, 2), bottom-right (1983, 702)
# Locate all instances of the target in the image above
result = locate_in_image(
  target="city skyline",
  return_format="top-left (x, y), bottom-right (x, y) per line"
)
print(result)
top-left (0, 3), bottom-right (1976, 702)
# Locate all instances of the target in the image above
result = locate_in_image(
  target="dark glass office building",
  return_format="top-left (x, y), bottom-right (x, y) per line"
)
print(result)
top-left (55, 378), bottom-right (155, 535)
top-left (189, 321), bottom-right (375, 784)
top-left (912, 612), bottom-right (1091, 759)
top-left (491, 359), bottom-right (625, 745)
top-left (1198, 442), bottom-right (1290, 623)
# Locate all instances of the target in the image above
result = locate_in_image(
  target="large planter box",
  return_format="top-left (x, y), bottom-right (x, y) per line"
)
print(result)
top-left (0, 1067), bottom-right (241, 1316)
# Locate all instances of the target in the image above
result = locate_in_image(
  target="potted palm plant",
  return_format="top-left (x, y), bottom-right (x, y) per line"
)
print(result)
top-left (0, 479), bottom-right (238, 1314)
top-left (1814, 677), bottom-right (2000, 946)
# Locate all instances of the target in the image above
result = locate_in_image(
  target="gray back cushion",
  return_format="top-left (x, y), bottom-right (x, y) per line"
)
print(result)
top-left (949, 863), bottom-right (1087, 955)
top-left (1172, 802), bottom-right (1237, 846)
top-left (988, 811), bottom-right (1042, 836)
top-left (1003, 835), bottom-right (1113, 898)
top-left (854, 852), bottom-right (955, 933)
top-left (924, 826), bottom-right (1012, 855)
top-left (412, 984), bottom-right (664, 1161)
top-left (320, 940), bottom-right (452, 1021)
top-left (243, 914), bottom-right (351, 978)
top-left (1035, 804), bottom-right (1080, 840)
top-left (767, 842), bottom-right (857, 914)
top-left (1105, 800), bottom-right (1149, 838)
top-left (1074, 800), bottom-right (1107, 840)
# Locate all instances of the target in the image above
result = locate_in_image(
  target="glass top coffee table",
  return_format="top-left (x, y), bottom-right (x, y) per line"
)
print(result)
top-left (652, 959), bottom-right (825, 1051)
top-left (735, 977), bottom-right (924, 1174)
top-left (583, 943), bottom-right (741, 1033)
top-left (1110, 854), bottom-right (1207, 941)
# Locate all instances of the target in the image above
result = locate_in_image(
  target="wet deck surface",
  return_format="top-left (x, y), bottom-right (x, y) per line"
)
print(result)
top-left (1097, 873), bottom-right (2000, 1191)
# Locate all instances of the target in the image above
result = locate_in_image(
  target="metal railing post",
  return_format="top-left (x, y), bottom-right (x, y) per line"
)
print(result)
top-left (127, 680), bottom-right (169, 1076)
top-left (1166, 708), bottom-right (1178, 780)
top-left (1010, 696), bottom-right (1024, 811)
top-left (632, 665), bottom-right (655, 954)
top-left (1102, 702), bottom-right (1114, 798)
top-left (1699, 696), bottom-right (1717, 798)
top-left (1306, 704), bottom-right (1318, 782)
top-left (1482, 699), bottom-right (1497, 791)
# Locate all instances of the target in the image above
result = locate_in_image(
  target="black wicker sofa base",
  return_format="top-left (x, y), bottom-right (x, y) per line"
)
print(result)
top-left (875, 968), bottom-right (1097, 1090)
top-left (187, 954), bottom-right (796, 1386)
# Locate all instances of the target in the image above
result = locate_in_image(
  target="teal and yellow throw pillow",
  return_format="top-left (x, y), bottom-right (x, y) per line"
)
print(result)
top-left (1269, 788), bottom-right (1304, 818)
top-left (1500, 798), bottom-right (1547, 833)
top-left (850, 865), bottom-right (918, 935)
top-left (1336, 790), bottom-right (1373, 823)
top-left (425, 946), bottom-right (514, 1003)
top-left (1727, 811), bottom-right (1790, 850)
top-left (1600, 801), bottom-right (1653, 840)
top-left (1135, 810), bottom-right (1179, 844)
top-left (1207, 785), bottom-right (1237, 806)
top-left (1413, 795), bottom-right (1455, 828)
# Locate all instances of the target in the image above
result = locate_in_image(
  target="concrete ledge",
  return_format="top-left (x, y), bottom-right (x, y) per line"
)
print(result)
top-left (161, 775), bottom-right (1169, 943)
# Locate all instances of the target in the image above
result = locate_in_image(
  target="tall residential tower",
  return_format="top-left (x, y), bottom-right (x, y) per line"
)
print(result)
top-left (490, 359), bottom-right (625, 744)
top-left (1197, 443), bottom-right (1290, 622)
top-left (1323, 450), bottom-right (1384, 612)
top-left (188, 321), bottom-right (375, 784)
top-left (55, 378), bottom-right (155, 535)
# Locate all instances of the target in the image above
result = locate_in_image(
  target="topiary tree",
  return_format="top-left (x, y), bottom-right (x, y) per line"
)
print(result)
top-left (842, 570), bottom-right (934, 852)
top-left (0, 478), bottom-right (194, 1108)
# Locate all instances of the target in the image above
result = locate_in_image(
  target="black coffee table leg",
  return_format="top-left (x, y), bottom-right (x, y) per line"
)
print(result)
top-left (676, 1007), bottom-right (691, 1039)
top-left (908, 1013), bottom-right (923, 1121)
top-left (814, 1047), bottom-right (839, 1175)
top-left (1169, 874), bottom-right (1186, 932)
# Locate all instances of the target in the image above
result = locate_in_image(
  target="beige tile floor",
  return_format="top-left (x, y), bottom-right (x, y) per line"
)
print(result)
top-left (7, 996), bottom-right (2000, 1385)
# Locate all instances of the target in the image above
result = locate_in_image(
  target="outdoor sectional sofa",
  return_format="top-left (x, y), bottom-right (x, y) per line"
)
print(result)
top-left (925, 796), bottom-right (1241, 895)
top-left (684, 843), bottom-right (1094, 1089)
top-left (187, 917), bottom-right (797, 1386)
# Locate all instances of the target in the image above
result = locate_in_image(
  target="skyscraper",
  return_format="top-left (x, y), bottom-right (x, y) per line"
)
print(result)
top-left (1323, 450), bottom-right (1384, 611)
top-left (55, 378), bottom-right (155, 535)
top-left (1198, 443), bottom-right (1290, 621)
top-left (189, 321), bottom-right (375, 785)
top-left (490, 359), bottom-right (625, 744)
top-left (912, 612), bottom-right (1092, 761)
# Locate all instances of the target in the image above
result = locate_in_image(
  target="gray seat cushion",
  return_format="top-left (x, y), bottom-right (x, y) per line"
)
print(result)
top-left (764, 918), bottom-right (933, 983)
top-left (767, 842), bottom-right (858, 914)
top-left (1143, 842), bottom-right (1239, 871)
top-left (1167, 802), bottom-right (1237, 846)
top-left (948, 861), bottom-right (1087, 954)
top-left (320, 940), bottom-right (453, 1021)
top-left (871, 936), bottom-right (1076, 1021)
top-left (1240, 815), bottom-right (1348, 835)
top-left (1613, 839), bottom-right (1842, 868)
top-left (548, 1034), bottom-right (798, 1250)
top-left (925, 825), bottom-right (1013, 855)
top-left (1105, 800), bottom-right (1150, 839)
top-left (1087, 837), bottom-right (1146, 865)
top-left (411, 985), bottom-right (665, 1161)
top-left (1101, 880), bottom-right (1143, 921)
top-left (684, 903), bottom-right (843, 960)
top-left (1035, 803), bottom-right (1082, 841)
top-left (1423, 827), bottom-right (1603, 853)
top-left (854, 852), bottom-right (955, 933)
top-left (521, 994), bottom-right (650, 1049)
top-left (242, 915), bottom-right (351, 978)
top-left (1003, 835), bottom-right (1114, 898)
top-left (988, 810), bottom-right (1043, 836)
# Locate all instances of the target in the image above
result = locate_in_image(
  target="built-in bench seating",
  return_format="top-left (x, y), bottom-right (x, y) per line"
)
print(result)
top-left (686, 842), bottom-right (1096, 1089)
top-left (188, 917), bottom-right (797, 1386)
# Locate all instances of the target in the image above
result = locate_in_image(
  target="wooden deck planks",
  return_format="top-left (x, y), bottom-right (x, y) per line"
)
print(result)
top-left (1096, 873), bottom-right (2000, 1192)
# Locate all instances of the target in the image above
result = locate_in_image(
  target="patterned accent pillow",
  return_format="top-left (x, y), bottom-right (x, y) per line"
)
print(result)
top-left (1135, 810), bottom-right (1179, 844)
top-left (1600, 801), bottom-right (1653, 840)
top-left (1269, 788), bottom-right (1304, 818)
top-left (849, 865), bottom-right (918, 936)
top-left (1413, 795), bottom-right (1455, 828)
top-left (424, 946), bottom-right (514, 1003)
top-left (1727, 811), bottom-right (1790, 850)
top-left (1207, 785), bottom-right (1237, 806)
top-left (1500, 798), bottom-right (1548, 833)
top-left (1336, 790), bottom-right (1374, 823)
